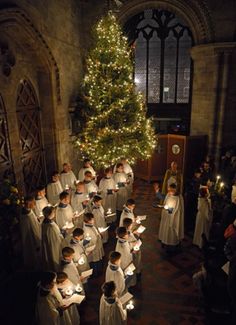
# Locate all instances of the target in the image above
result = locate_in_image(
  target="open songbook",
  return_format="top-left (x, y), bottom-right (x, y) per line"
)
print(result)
top-left (124, 262), bottom-right (136, 276)
top-left (73, 209), bottom-right (85, 218)
top-left (62, 294), bottom-right (85, 306)
top-left (120, 292), bottom-right (133, 306)
top-left (137, 215), bottom-right (147, 221)
top-left (85, 244), bottom-right (96, 253)
top-left (62, 222), bottom-right (74, 230)
top-left (81, 269), bottom-right (93, 278)
top-left (133, 239), bottom-right (142, 251)
top-left (136, 225), bottom-right (146, 234)
top-left (105, 213), bottom-right (116, 218)
top-left (98, 226), bottom-right (110, 233)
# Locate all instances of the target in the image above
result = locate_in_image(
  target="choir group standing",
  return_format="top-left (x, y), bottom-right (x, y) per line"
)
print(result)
top-left (19, 158), bottom-right (144, 325)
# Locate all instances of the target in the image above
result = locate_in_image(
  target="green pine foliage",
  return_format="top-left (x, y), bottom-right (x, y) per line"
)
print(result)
top-left (75, 12), bottom-right (156, 168)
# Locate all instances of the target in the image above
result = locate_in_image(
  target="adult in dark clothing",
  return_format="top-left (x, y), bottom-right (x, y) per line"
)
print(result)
top-left (200, 162), bottom-right (213, 185)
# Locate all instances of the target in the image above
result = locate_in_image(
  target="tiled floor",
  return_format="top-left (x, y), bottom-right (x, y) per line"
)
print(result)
top-left (80, 180), bottom-right (206, 325)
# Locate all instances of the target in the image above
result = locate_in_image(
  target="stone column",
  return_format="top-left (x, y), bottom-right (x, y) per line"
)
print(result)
top-left (190, 42), bottom-right (236, 170)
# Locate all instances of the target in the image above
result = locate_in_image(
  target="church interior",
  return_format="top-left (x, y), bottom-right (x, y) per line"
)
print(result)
top-left (1, 0), bottom-right (236, 324)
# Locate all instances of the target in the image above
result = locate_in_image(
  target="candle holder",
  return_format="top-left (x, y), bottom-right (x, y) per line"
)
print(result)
top-left (126, 300), bottom-right (134, 310)
top-left (78, 257), bottom-right (85, 265)
top-left (75, 284), bottom-right (82, 293)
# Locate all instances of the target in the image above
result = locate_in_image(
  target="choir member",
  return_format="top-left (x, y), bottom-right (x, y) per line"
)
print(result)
top-left (105, 251), bottom-right (126, 297)
top-left (78, 158), bottom-right (96, 181)
top-left (193, 187), bottom-right (213, 248)
top-left (60, 247), bottom-right (85, 294)
top-left (84, 170), bottom-right (98, 198)
top-left (92, 195), bottom-right (108, 243)
top-left (83, 212), bottom-right (104, 276)
top-left (119, 199), bottom-right (136, 227)
top-left (162, 161), bottom-right (183, 195)
top-left (60, 163), bottom-right (77, 190)
top-left (20, 196), bottom-right (41, 269)
top-left (99, 281), bottom-right (127, 325)
top-left (47, 171), bottom-right (63, 205)
top-left (41, 206), bottom-right (63, 271)
top-left (71, 181), bottom-right (89, 228)
top-left (158, 183), bottom-right (184, 249)
top-left (99, 167), bottom-right (117, 222)
top-left (34, 186), bottom-right (49, 219)
top-left (115, 227), bottom-right (133, 271)
top-left (113, 163), bottom-right (129, 215)
top-left (55, 191), bottom-right (74, 230)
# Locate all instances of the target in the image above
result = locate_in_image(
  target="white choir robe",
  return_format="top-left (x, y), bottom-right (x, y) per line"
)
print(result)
top-left (193, 197), bottom-right (213, 248)
top-left (115, 238), bottom-right (133, 270)
top-left (99, 294), bottom-right (127, 325)
top-left (119, 207), bottom-right (135, 227)
top-left (105, 262), bottom-right (126, 297)
top-left (56, 204), bottom-right (74, 230)
top-left (36, 287), bottom-right (71, 325)
top-left (42, 220), bottom-right (63, 271)
top-left (60, 260), bottom-right (85, 294)
top-left (60, 170), bottom-right (77, 190)
top-left (20, 208), bottom-right (41, 269)
top-left (47, 180), bottom-right (63, 205)
top-left (71, 191), bottom-right (87, 228)
top-left (83, 223), bottom-right (104, 262)
top-left (92, 205), bottom-right (108, 243)
top-left (128, 231), bottom-right (142, 274)
top-left (232, 185), bottom-right (236, 203)
top-left (56, 279), bottom-right (80, 324)
top-left (99, 177), bottom-right (117, 222)
top-left (78, 166), bottom-right (96, 181)
top-left (84, 180), bottom-right (98, 196)
top-left (114, 162), bottom-right (134, 196)
top-left (113, 172), bottom-right (128, 211)
top-left (35, 196), bottom-right (49, 217)
top-left (158, 194), bottom-right (184, 246)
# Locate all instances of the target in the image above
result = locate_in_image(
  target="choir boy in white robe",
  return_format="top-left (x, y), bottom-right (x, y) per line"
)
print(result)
top-left (105, 251), bottom-right (126, 297)
top-left (36, 271), bottom-right (72, 325)
top-left (78, 158), bottom-right (96, 181)
top-left (60, 163), bottom-right (77, 190)
top-left (84, 171), bottom-right (98, 198)
top-left (34, 186), bottom-right (49, 219)
top-left (99, 281), bottom-right (127, 325)
top-left (60, 247), bottom-right (85, 294)
top-left (71, 181), bottom-right (89, 228)
top-left (120, 158), bottom-right (134, 197)
top-left (99, 167), bottom-right (117, 223)
top-left (158, 183), bottom-right (184, 250)
top-left (64, 228), bottom-right (90, 276)
top-left (115, 227), bottom-right (134, 272)
top-left (47, 171), bottom-right (63, 205)
top-left (119, 199), bottom-right (136, 227)
top-left (20, 196), bottom-right (41, 270)
top-left (41, 206), bottom-right (63, 271)
top-left (193, 187), bottom-right (213, 248)
top-left (83, 212), bottom-right (104, 276)
top-left (56, 272), bottom-right (81, 324)
top-left (92, 195), bottom-right (108, 243)
top-left (55, 191), bottom-right (74, 231)
top-left (123, 218), bottom-right (142, 277)
top-left (113, 163), bottom-right (129, 216)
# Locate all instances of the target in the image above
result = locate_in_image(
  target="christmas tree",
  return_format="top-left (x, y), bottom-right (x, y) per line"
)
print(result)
top-left (75, 12), bottom-right (156, 168)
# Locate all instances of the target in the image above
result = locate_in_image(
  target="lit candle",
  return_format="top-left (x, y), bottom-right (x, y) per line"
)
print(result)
top-left (126, 300), bottom-right (134, 310)
top-left (75, 284), bottom-right (82, 293)
top-left (65, 184), bottom-right (69, 190)
top-left (78, 256), bottom-right (85, 265)
top-left (164, 205), bottom-right (169, 210)
top-left (39, 211), bottom-right (44, 218)
top-left (215, 175), bottom-right (221, 190)
top-left (107, 208), bottom-right (112, 215)
top-left (65, 287), bottom-right (73, 296)
top-left (115, 184), bottom-right (119, 190)
top-left (126, 267), bottom-right (133, 276)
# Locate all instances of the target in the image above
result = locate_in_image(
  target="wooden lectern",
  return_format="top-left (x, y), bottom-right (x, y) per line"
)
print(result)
top-left (134, 134), bottom-right (207, 182)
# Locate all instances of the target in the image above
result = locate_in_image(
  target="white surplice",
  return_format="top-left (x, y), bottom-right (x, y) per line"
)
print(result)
top-left (20, 208), bottom-right (41, 269)
top-left (119, 206), bottom-right (135, 226)
top-left (99, 177), bottom-right (117, 221)
top-left (83, 223), bottom-right (104, 262)
top-left (232, 185), bottom-right (236, 202)
top-left (193, 197), bottom-right (213, 248)
top-left (84, 180), bottom-right (98, 195)
top-left (115, 238), bottom-right (133, 270)
top-left (78, 166), bottom-right (96, 181)
top-left (70, 191), bottom-right (87, 228)
top-left (60, 260), bottom-right (84, 294)
top-left (158, 194), bottom-right (184, 246)
top-left (105, 262), bottom-right (126, 297)
top-left (99, 294), bottom-right (127, 325)
top-left (34, 196), bottom-right (49, 217)
top-left (55, 204), bottom-right (74, 230)
top-left (113, 172), bottom-right (128, 211)
top-left (47, 180), bottom-right (63, 205)
top-left (60, 171), bottom-right (77, 190)
top-left (41, 220), bottom-right (63, 271)
top-left (92, 205), bottom-right (108, 243)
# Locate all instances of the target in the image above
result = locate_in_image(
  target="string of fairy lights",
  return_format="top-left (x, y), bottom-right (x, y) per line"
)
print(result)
top-left (75, 12), bottom-right (157, 168)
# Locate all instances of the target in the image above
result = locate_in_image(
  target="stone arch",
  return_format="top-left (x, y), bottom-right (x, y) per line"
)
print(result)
top-left (0, 5), bottom-right (61, 103)
top-left (117, 0), bottom-right (214, 44)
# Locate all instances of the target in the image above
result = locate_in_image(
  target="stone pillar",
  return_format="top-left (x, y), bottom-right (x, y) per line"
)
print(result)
top-left (190, 43), bottom-right (236, 170)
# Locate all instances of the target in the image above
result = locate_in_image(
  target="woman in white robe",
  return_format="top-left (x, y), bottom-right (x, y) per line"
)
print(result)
top-left (99, 168), bottom-right (117, 222)
top-left (20, 197), bottom-right (41, 270)
top-left (158, 184), bottom-right (184, 247)
top-left (47, 172), bottom-right (63, 205)
top-left (193, 188), bottom-right (213, 248)
top-left (113, 164), bottom-right (128, 212)
top-left (41, 206), bottom-right (64, 271)
top-left (99, 281), bottom-right (127, 325)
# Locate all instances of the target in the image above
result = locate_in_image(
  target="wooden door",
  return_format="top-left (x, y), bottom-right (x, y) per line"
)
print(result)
top-left (16, 80), bottom-right (46, 193)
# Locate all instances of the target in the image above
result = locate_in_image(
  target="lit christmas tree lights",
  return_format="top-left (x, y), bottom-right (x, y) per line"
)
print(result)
top-left (75, 12), bottom-right (157, 168)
